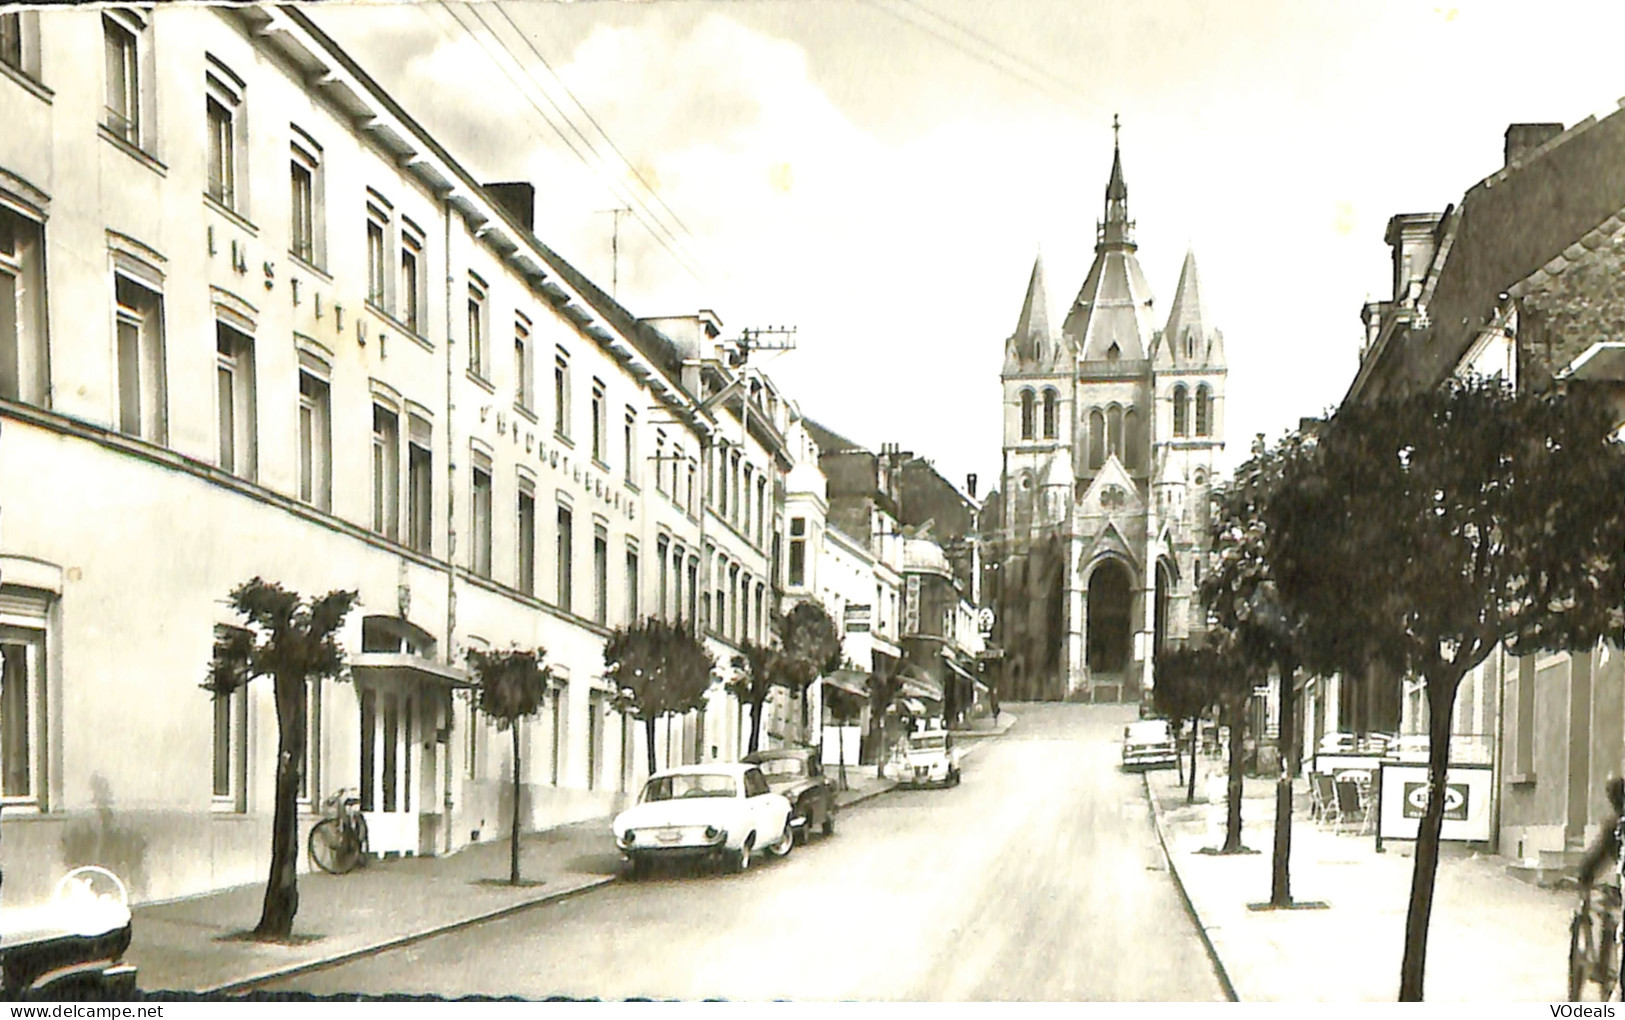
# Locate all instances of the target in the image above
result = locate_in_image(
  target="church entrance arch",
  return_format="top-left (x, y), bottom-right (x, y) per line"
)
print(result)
top-left (1154, 559), bottom-right (1174, 654)
top-left (1086, 559), bottom-right (1134, 676)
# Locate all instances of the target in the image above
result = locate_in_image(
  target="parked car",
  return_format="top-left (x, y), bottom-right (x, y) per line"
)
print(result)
top-left (613, 764), bottom-right (794, 877)
top-left (742, 747), bottom-right (837, 845)
top-left (884, 730), bottom-right (961, 788)
top-left (1, 866), bottom-right (137, 998)
top-left (1122, 719), bottom-right (1179, 771)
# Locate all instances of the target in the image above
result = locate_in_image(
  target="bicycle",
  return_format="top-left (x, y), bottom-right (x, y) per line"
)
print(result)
top-left (307, 787), bottom-right (370, 875)
top-left (1569, 881), bottom-right (1620, 1000)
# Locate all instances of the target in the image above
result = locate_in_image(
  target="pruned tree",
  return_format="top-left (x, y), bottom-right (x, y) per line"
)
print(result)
top-left (205, 579), bottom-right (357, 940)
top-left (1266, 375), bottom-right (1625, 1000)
top-left (468, 647), bottom-right (555, 886)
top-left (604, 618), bottom-right (716, 774)
top-left (1204, 432), bottom-right (1315, 908)
top-left (1152, 643), bottom-right (1209, 804)
top-left (780, 601), bottom-right (843, 742)
top-left (728, 640), bottom-right (784, 754)
top-left (1198, 629), bottom-right (1256, 854)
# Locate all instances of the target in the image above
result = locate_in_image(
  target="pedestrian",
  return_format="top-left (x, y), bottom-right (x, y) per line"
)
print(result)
top-left (1578, 776), bottom-right (1625, 894)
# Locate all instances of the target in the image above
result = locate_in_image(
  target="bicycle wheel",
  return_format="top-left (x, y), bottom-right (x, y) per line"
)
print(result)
top-left (1602, 917), bottom-right (1618, 1000)
top-left (308, 818), bottom-right (358, 875)
top-left (1572, 912), bottom-right (1593, 1001)
top-left (353, 814), bottom-right (371, 867)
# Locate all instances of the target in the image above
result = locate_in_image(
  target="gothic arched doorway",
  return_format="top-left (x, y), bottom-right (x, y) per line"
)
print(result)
top-left (1154, 560), bottom-right (1173, 654)
top-left (1086, 560), bottom-right (1133, 675)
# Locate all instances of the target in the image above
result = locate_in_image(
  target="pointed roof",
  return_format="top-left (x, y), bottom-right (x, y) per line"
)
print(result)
top-left (1065, 127), bottom-right (1155, 362)
top-left (1014, 255), bottom-right (1051, 345)
top-left (1106, 142), bottom-right (1127, 203)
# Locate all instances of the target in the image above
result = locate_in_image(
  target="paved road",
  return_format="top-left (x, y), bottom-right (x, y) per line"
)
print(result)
top-left (262, 703), bottom-right (1225, 1001)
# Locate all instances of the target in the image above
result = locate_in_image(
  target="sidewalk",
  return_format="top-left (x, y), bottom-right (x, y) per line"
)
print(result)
top-left (1145, 766), bottom-right (1575, 1002)
top-left (129, 769), bottom-right (898, 994)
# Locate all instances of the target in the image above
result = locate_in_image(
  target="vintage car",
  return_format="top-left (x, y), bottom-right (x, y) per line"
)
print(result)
top-left (884, 730), bottom-right (961, 788)
top-left (742, 747), bottom-right (837, 845)
top-left (613, 763), bottom-right (794, 877)
top-left (1122, 719), bottom-right (1179, 771)
top-left (1, 866), bottom-right (137, 998)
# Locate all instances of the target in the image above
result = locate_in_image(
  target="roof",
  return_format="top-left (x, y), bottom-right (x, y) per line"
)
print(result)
top-left (1157, 249), bottom-right (1224, 369)
top-left (804, 418), bottom-right (862, 455)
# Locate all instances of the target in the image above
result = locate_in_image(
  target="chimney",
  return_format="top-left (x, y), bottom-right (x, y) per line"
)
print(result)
top-left (1504, 123), bottom-right (1563, 168)
top-left (484, 182), bottom-right (536, 233)
top-left (966, 473), bottom-right (978, 499)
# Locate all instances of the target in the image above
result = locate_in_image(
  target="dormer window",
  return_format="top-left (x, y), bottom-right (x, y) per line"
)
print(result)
top-left (1106, 343), bottom-right (1121, 362)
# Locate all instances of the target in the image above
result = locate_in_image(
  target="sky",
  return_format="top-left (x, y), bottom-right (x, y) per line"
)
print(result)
top-left (314, 0), bottom-right (1625, 493)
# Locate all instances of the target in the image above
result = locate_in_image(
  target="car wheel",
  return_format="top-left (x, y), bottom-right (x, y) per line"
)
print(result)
top-left (626, 855), bottom-right (651, 881)
top-left (821, 806), bottom-right (836, 838)
top-left (732, 837), bottom-right (754, 873)
top-left (768, 820), bottom-right (794, 858)
top-left (950, 768), bottom-right (961, 787)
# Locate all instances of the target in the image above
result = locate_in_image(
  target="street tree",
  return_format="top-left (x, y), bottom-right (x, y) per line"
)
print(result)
top-left (1151, 644), bottom-right (1208, 803)
top-left (1196, 629), bottom-right (1256, 854)
top-left (1204, 432), bottom-right (1315, 908)
top-left (822, 669), bottom-right (869, 791)
top-left (1266, 375), bottom-right (1625, 1000)
top-left (780, 600), bottom-right (843, 742)
top-left (468, 647), bottom-right (555, 886)
top-left (205, 578), bottom-right (357, 940)
top-left (728, 640), bottom-right (783, 754)
top-left (604, 618), bottom-right (716, 774)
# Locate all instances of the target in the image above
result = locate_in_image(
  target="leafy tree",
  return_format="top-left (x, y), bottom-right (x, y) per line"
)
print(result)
top-left (1205, 434), bottom-right (1314, 907)
top-left (468, 647), bottom-right (555, 886)
top-left (1203, 631), bottom-right (1257, 855)
top-left (780, 601), bottom-right (843, 742)
top-left (728, 640), bottom-right (784, 754)
top-left (1266, 376), bottom-right (1625, 1000)
top-left (205, 579), bottom-right (357, 940)
top-left (604, 618), bottom-right (716, 774)
top-left (1152, 644), bottom-right (1208, 804)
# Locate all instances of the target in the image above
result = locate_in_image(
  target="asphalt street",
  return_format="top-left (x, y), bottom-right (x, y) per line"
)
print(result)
top-left (261, 703), bottom-right (1226, 1001)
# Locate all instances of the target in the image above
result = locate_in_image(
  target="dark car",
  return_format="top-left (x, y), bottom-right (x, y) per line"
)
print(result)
top-left (1, 866), bottom-right (137, 998)
top-left (742, 747), bottom-right (837, 845)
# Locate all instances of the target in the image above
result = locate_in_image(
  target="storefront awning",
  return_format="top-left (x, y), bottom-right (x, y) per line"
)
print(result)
top-left (349, 653), bottom-right (476, 690)
top-left (823, 668), bottom-right (870, 698)
top-left (942, 656), bottom-right (977, 685)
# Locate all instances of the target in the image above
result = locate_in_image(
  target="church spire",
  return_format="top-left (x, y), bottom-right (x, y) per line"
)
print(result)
top-left (1099, 115), bottom-right (1134, 252)
top-left (1014, 253), bottom-right (1051, 348)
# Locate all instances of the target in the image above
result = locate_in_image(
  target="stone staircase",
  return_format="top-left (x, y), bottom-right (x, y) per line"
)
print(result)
top-left (1506, 845), bottom-right (1587, 888)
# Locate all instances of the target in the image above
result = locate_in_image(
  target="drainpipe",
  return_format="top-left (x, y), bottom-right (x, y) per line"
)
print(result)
top-left (443, 196), bottom-right (458, 856)
top-left (1491, 645), bottom-right (1506, 855)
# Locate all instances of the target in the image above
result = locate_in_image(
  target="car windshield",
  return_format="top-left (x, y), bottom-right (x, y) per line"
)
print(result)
top-left (1126, 723), bottom-right (1172, 743)
top-left (640, 773), bottom-right (737, 802)
top-left (912, 735), bottom-right (946, 750)
top-left (753, 758), bottom-right (807, 779)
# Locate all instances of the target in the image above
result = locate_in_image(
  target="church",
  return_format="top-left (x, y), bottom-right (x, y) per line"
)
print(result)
top-left (990, 127), bottom-right (1227, 703)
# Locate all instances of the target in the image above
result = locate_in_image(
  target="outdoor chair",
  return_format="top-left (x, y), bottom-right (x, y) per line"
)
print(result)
top-left (1333, 777), bottom-right (1369, 834)
top-left (1310, 772), bottom-right (1338, 826)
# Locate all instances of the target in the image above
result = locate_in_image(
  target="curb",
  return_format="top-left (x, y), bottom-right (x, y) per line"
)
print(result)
top-left (1143, 772), bottom-right (1240, 1003)
top-left (198, 875), bottom-right (616, 996)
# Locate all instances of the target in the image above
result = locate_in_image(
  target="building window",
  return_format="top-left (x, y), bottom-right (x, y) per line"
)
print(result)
top-left (742, 465), bottom-right (754, 535)
top-left (1042, 388), bottom-right (1058, 439)
top-left (593, 523), bottom-right (609, 625)
top-left (1107, 404), bottom-right (1124, 461)
top-left (730, 451), bottom-right (742, 525)
top-left (556, 504), bottom-right (573, 612)
top-left (549, 687), bottom-right (566, 786)
top-left (654, 431), bottom-right (667, 494)
top-left (756, 478), bottom-right (768, 547)
top-left (114, 275), bottom-right (166, 443)
top-left (407, 416), bottom-right (432, 552)
top-left (657, 535), bottom-right (670, 620)
top-left (290, 134), bottom-right (323, 267)
top-left (298, 370), bottom-right (332, 511)
top-left (687, 462), bottom-right (697, 517)
top-left (726, 564), bottom-right (741, 638)
top-left (1196, 384), bottom-right (1213, 437)
top-left (587, 690), bottom-right (604, 792)
top-left (210, 625), bottom-right (248, 812)
top-left (626, 545), bottom-right (639, 623)
top-left (366, 205), bottom-right (388, 311)
top-left (400, 223), bottom-right (424, 335)
top-left (591, 379), bottom-right (606, 465)
top-left (517, 481), bottom-right (536, 596)
top-left (1172, 384), bottom-right (1189, 437)
top-left (205, 63), bottom-right (244, 213)
top-left (471, 454), bottom-right (493, 578)
top-left (789, 517), bottom-right (807, 587)
top-left (372, 403), bottom-right (400, 540)
top-left (1, 588), bottom-right (49, 806)
top-left (0, 205), bottom-right (48, 407)
top-left (0, 14), bottom-right (28, 79)
top-left (624, 406), bottom-right (637, 485)
top-left (467, 276), bottom-right (487, 379)
top-left (514, 317), bottom-right (533, 412)
top-left (1088, 407), bottom-right (1105, 469)
top-left (1124, 407), bottom-right (1141, 472)
top-left (102, 12), bottom-right (143, 147)
top-left (753, 584), bottom-right (765, 644)
top-left (1019, 388), bottom-right (1036, 441)
top-left (554, 348), bottom-right (570, 439)
top-left (686, 556), bottom-right (699, 626)
top-left (302, 677), bottom-right (322, 805)
top-left (215, 323), bottom-right (256, 479)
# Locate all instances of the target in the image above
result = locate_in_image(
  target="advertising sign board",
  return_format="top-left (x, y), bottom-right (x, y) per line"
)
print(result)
top-left (1376, 761), bottom-right (1494, 848)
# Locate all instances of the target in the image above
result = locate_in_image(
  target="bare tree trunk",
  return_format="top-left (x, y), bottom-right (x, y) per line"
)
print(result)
top-left (1399, 675), bottom-right (1461, 1001)
top-left (510, 723), bottom-right (522, 886)
top-left (1270, 667), bottom-right (1297, 907)
top-left (255, 674), bottom-right (305, 939)
top-left (1223, 698), bottom-right (1247, 853)
top-left (837, 718), bottom-right (848, 791)
top-left (748, 692), bottom-right (764, 753)
top-left (1187, 712), bottom-right (1200, 805)
top-left (644, 715), bottom-right (658, 776)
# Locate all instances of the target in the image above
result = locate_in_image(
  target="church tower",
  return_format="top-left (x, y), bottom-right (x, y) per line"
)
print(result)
top-left (989, 119), bottom-right (1230, 705)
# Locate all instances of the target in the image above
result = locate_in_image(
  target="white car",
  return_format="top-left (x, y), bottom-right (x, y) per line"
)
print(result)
top-left (1122, 719), bottom-right (1179, 771)
top-left (613, 763), bottom-right (794, 877)
top-left (884, 730), bottom-right (961, 788)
